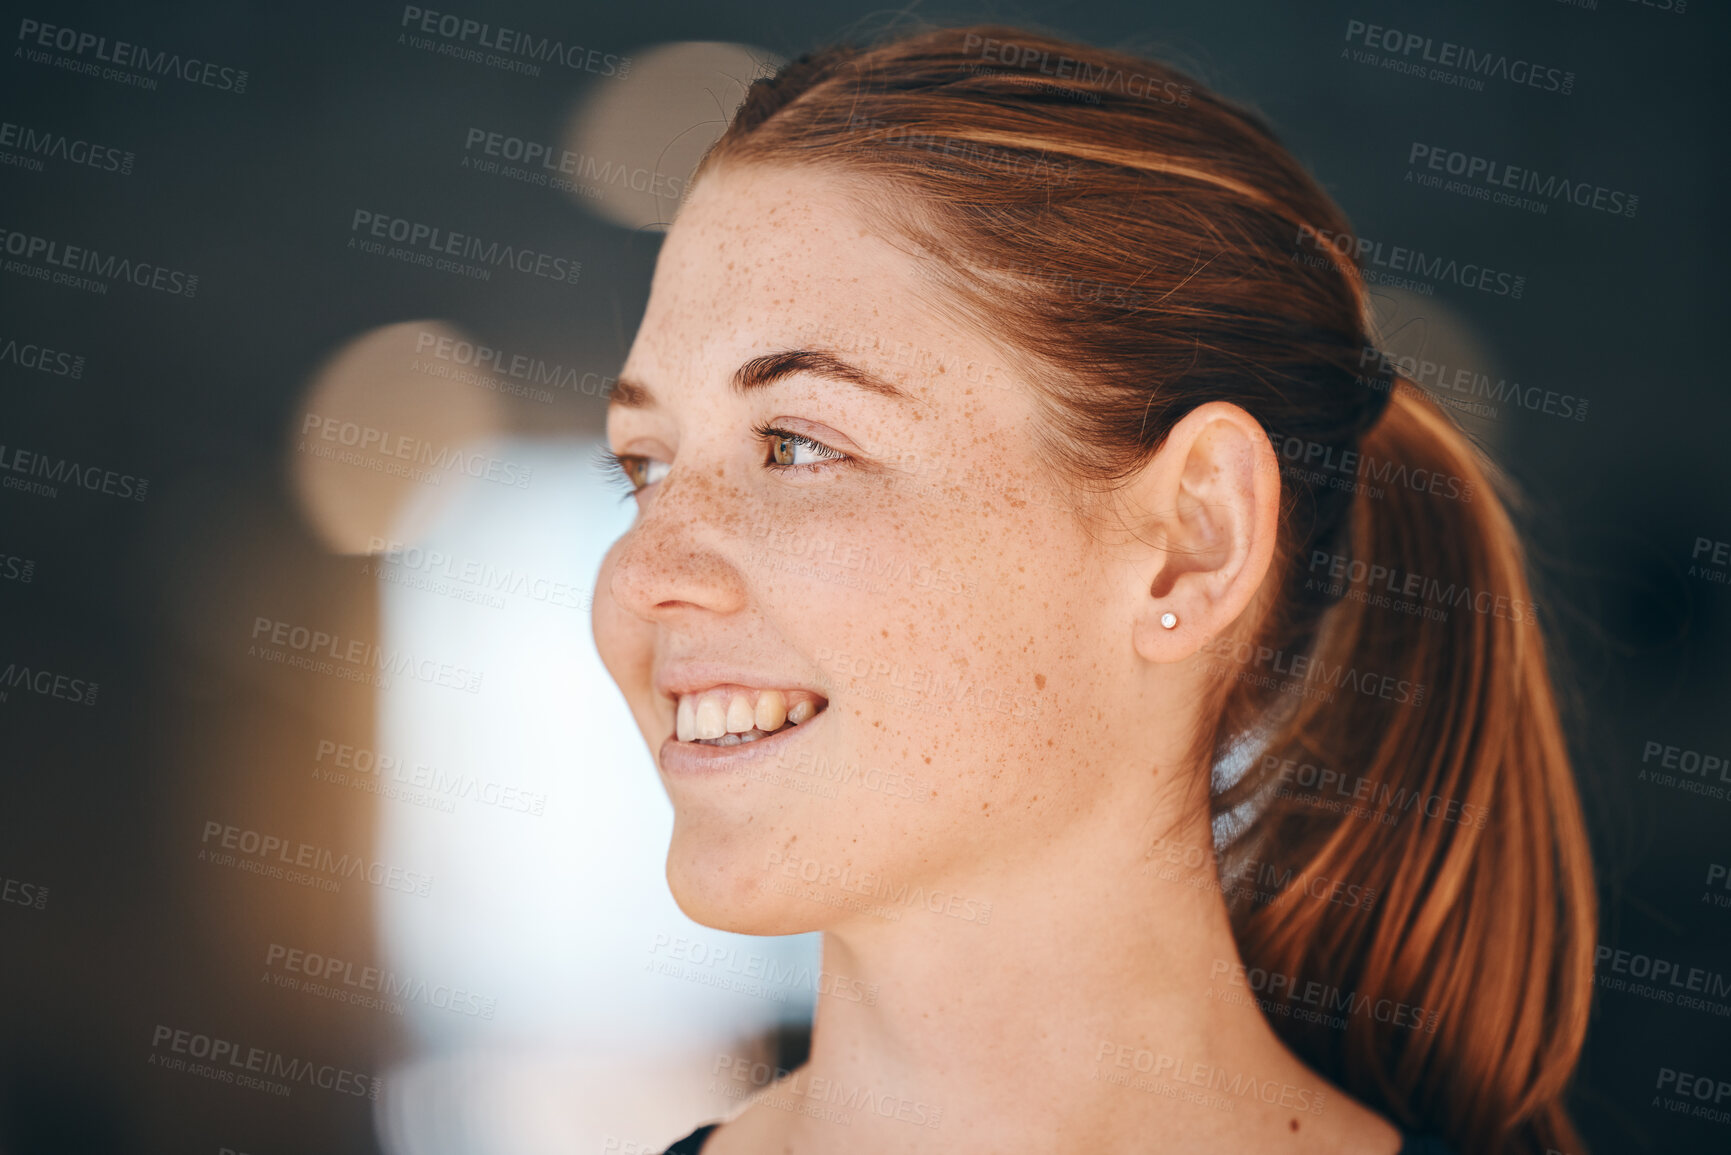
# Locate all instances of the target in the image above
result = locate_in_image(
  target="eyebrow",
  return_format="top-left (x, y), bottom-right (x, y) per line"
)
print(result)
top-left (607, 347), bottom-right (910, 409)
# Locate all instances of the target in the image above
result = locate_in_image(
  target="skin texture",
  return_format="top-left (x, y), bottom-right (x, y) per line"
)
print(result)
top-left (592, 163), bottom-right (1405, 1155)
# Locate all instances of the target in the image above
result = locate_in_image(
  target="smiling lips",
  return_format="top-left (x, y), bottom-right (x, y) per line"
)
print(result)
top-left (675, 685), bottom-right (828, 746)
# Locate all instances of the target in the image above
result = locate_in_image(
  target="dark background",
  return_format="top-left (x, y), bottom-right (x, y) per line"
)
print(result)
top-left (2, 0), bottom-right (1727, 1152)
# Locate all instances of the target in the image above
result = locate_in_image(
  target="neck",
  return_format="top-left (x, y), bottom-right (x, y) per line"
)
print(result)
top-left (740, 804), bottom-right (1378, 1154)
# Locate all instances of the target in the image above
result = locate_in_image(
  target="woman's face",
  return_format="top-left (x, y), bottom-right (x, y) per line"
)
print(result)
top-left (593, 164), bottom-right (1166, 935)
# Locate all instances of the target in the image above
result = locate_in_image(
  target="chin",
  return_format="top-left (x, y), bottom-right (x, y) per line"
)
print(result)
top-left (664, 821), bottom-right (828, 937)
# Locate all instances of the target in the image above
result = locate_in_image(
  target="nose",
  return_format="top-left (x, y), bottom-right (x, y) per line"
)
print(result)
top-left (605, 462), bottom-right (751, 623)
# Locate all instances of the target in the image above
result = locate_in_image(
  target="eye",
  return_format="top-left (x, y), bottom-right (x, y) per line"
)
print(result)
top-left (753, 423), bottom-right (850, 471)
top-left (596, 448), bottom-right (668, 500)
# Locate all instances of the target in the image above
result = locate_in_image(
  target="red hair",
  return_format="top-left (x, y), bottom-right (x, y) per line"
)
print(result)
top-left (696, 25), bottom-right (1597, 1154)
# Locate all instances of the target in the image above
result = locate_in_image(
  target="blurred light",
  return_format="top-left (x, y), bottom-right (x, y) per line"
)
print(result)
top-left (563, 42), bottom-right (783, 231)
top-left (288, 320), bottom-right (504, 555)
top-left (369, 438), bottom-right (816, 1155)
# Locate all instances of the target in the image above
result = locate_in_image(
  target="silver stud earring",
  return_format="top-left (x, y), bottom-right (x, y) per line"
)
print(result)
top-left (1160, 611), bottom-right (1178, 630)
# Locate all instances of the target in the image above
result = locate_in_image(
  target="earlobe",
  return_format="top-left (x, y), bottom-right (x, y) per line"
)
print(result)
top-left (1127, 402), bottom-right (1280, 664)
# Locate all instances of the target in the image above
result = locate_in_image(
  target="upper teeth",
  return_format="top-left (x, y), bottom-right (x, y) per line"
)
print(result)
top-left (675, 686), bottom-right (824, 742)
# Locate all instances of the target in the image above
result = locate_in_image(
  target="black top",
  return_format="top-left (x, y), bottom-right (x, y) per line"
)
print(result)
top-left (661, 1121), bottom-right (1456, 1153)
top-left (661, 1123), bottom-right (717, 1154)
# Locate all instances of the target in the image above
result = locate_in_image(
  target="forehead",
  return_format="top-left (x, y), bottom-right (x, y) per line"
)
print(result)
top-left (627, 164), bottom-right (994, 398)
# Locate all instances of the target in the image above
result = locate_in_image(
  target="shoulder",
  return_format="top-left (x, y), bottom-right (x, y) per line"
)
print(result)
top-left (659, 1121), bottom-right (719, 1155)
top-left (665, 1117), bottom-right (1454, 1154)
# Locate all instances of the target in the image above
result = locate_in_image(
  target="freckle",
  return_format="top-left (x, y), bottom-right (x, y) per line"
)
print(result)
top-left (1034, 673), bottom-right (1046, 690)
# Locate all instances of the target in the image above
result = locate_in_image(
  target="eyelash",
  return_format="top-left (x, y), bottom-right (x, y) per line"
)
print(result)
top-left (593, 446), bottom-right (644, 503)
top-left (595, 425), bottom-right (851, 501)
top-left (750, 422), bottom-right (851, 473)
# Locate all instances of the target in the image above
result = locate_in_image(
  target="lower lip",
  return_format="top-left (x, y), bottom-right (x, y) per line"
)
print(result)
top-left (659, 708), bottom-right (826, 775)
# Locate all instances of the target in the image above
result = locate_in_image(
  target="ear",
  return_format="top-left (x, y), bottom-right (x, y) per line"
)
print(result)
top-left (1118, 401), bottom-right (1281, 663)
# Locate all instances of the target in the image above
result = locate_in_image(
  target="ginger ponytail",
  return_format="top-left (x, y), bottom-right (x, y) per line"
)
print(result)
top-left (701, 22), bottom-right (1598, 1152)
top-left (1217, 383), bottom-right (1597, 1154)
